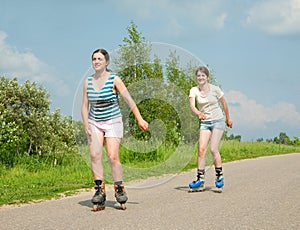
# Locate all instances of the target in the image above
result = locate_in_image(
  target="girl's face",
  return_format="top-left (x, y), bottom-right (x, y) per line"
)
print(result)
top-left (92, 52), bottom-right (108, 71)
top-left (196, 71), bottom-right (208, 85)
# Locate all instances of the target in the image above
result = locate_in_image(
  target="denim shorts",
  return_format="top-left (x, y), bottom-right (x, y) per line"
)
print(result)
top-left (200, 118), bottom-right (226, 131)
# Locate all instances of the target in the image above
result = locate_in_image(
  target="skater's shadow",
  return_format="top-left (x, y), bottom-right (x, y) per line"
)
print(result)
top-left (174, 186), bottom-right (215, 192)
top-left (78, 199), bottom-right (116, 209)
top-left (174, 186), bottom-right (190, 192)
top-left (78, 199), bottom-right (139, 210)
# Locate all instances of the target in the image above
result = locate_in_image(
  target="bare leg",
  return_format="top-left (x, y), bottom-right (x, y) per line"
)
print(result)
top-left (105, 137), bottom-right (123, 182)
top-left (88, 130), bottom-right (105, 180)
top-left (210, 129), bottom-right (224, 168)
top-left (198, 130), bottom-right (212, 170)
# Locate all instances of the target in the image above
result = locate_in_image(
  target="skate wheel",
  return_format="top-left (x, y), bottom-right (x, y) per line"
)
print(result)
top-left (188, 187), bottom-right (205, 193)
top-left (121, 203), bottom-right (126, 210)
top-left (93, 204), bottom-right (98, 211)
top-left (216, 188), bottom-right (223, 193)
top-left (93, 204), bottom-right (105, 212)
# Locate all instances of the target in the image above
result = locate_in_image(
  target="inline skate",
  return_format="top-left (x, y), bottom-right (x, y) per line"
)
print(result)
top-left (189, 170), bottom-right (205, 192)
top-left (92, 183), bottom-right (106, 211)
top-left (114, 184), bottom-right (128, 210)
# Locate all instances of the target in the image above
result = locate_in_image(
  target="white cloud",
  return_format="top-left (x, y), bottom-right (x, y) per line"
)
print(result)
top-left (226, 90), bottom-right (300, 131)
top-left (111, 0), bottom-right (300, 37)
top-left (245, 0), bottom-right (300, 36)
top-left (110, 0), bottom-right (227, 37)
top-left (0, 31), bottom-right (70, 97)
top-left (0, 31), bottom-right (48, 81)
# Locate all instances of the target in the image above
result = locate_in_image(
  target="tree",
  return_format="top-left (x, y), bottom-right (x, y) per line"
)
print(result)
top-left (273, 132), bottom-right (290, 145)
top-left (223, 132), bottom-right (241, 142)
top-left (73, 120), bottom-right (87, 146)
top-left (112, 21), bottom-right (200, 146)
top-left (0, 77), bottom-right (77, 167)
top-left (256, 138), bottom-right (264, 142)
top-left (112, 21), bottom-right (153, 85)
top-left (291, 136), bottom-right (300, 146)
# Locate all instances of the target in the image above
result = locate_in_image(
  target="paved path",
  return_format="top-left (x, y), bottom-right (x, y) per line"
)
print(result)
top-left (1, 153), bottom-right (300, 230)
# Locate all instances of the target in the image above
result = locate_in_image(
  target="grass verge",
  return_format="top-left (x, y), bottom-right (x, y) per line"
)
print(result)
top-left (1, 141), bottom-right (300, 207)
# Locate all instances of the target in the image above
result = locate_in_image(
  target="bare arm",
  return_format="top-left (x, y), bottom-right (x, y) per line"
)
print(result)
top-left (219, 96), bottom-right (233, 128)
top-left (189, 96), bottom-right (206, 120)
top-left (81, 79), bottom-right (92, 136)
top-left (114, 76), bottom-right (149, 131)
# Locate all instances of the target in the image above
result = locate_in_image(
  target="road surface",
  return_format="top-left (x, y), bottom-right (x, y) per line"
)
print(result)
top-left (1, 153), bottom-right (300, 229)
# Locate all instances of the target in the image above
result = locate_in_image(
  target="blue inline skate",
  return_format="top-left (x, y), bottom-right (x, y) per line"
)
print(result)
top-left (215, 175), bottom-right (224, 193)
top-left (189, 170), bottom-right (205, 192)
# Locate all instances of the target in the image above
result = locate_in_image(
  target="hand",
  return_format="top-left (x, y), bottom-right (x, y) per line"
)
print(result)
top-left (84, 126), bottom-right (92, 136)
top-left (197, 112), bottom-right (206, 120)
top-left (226, 119), bottom-right (233, 128)
top-left (138, 119), bottom-right (149, 131)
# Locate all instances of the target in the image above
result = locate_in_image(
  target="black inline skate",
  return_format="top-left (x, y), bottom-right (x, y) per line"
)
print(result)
top-left (92, 183), bottom-right (106, 211)
top-left (114, 184), bottom-right (128, 210)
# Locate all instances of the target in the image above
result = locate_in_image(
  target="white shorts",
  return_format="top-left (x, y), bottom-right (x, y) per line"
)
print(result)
top-left (89, 116), bottom-right (123, 138)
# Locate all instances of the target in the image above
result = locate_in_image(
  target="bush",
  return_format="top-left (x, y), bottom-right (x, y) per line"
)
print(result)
top-left (0, 77), bottom-right (77, 167)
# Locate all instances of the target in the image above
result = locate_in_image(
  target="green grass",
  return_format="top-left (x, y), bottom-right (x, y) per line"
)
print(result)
top-left (1, 141), bottom-right (300, 207)
top-left (184, 140), bottom-right (300, 171)
top-left (0, 154), bottom-right (92, 206)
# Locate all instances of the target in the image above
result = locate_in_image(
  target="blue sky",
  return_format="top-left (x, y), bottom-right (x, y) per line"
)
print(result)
top-left (1, 0), bottom-right (300, 141)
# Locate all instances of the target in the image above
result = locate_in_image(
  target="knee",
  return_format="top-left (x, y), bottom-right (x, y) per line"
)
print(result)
top-left (108, 154), bottom-right (120, 163)
top-left (90, 151), bottom-right (102, 161)
top-left (210, 148), bottom-right (220, 156)
top-left (198, 147), bottom-right (206, 156)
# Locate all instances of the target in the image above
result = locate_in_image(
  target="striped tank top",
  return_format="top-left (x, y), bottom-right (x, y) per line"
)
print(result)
top-left (87, 73), bottom-right (121, 122)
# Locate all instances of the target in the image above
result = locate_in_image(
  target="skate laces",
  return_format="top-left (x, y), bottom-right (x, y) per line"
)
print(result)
top-left (94, 184), bottom-right (104, 195)
top-left (116, 185), bottom-right (124, 195)
top-left (216, 175), bottom-right (223, 182)
top-left (197, 174), bottom-right (205, 182)
top-left (94, 189), bottom-right (101, 196)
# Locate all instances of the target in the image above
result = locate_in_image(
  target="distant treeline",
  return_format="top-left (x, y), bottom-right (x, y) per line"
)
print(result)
top-left (224, 131), bottom-right (300, 145)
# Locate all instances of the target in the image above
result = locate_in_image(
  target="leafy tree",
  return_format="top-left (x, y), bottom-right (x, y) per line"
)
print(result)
top-left (273, 132), bottom-right (290, 145)
top-left (291, 136), bottom-right (300, 146)
top-left (165, 50), bottom-right (197, 94)
top-left (223, 132), bottom-right (241, 142)
top-left (73, 120), bottom-right (87, 146)
top-left (112, 21), bottom-right (201, 147)
top-left (0, 77), bottom-right (77, 167)
top-left (112, 21), bottom-right (153, 85)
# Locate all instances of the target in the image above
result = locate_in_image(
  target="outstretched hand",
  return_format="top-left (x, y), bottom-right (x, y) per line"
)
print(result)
top-left (138, 119), bottom-right (149, 132)
top-left (226, 119), bottom-right (233, 128)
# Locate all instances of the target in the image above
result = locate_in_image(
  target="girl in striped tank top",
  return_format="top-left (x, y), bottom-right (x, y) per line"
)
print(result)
top-left (81, 48), bottom-right (149, 210)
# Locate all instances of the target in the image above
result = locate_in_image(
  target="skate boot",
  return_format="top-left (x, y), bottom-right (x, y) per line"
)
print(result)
top-left (215, 174), bottom-right (224, 193)
top-left (114, 184), bottom-right (128, 210)
top-left (189, 170), bottom-right (205, 192)
top-left (91, 183), bottom-right (106, 211)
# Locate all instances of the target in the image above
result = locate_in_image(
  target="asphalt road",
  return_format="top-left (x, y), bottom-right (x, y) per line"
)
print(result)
top-left (1, 153), bottom-right (300, 230)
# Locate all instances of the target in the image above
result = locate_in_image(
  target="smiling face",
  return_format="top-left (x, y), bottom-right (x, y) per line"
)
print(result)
top-left (92, 52), bottom-right (108, 72)
top-left (196, 70), bottom-right (209, 86)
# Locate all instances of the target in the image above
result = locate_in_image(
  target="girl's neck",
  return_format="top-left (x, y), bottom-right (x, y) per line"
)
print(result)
top-left (198, 82), bottom-right (209, 91)
top-left (94, 70), bottom-right (108, 79)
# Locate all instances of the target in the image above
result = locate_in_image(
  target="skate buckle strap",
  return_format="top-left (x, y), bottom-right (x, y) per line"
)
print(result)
top-left (115, 185), bottom-right (125, 195)
top-left (117, 186), bottom-right (123, 193)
